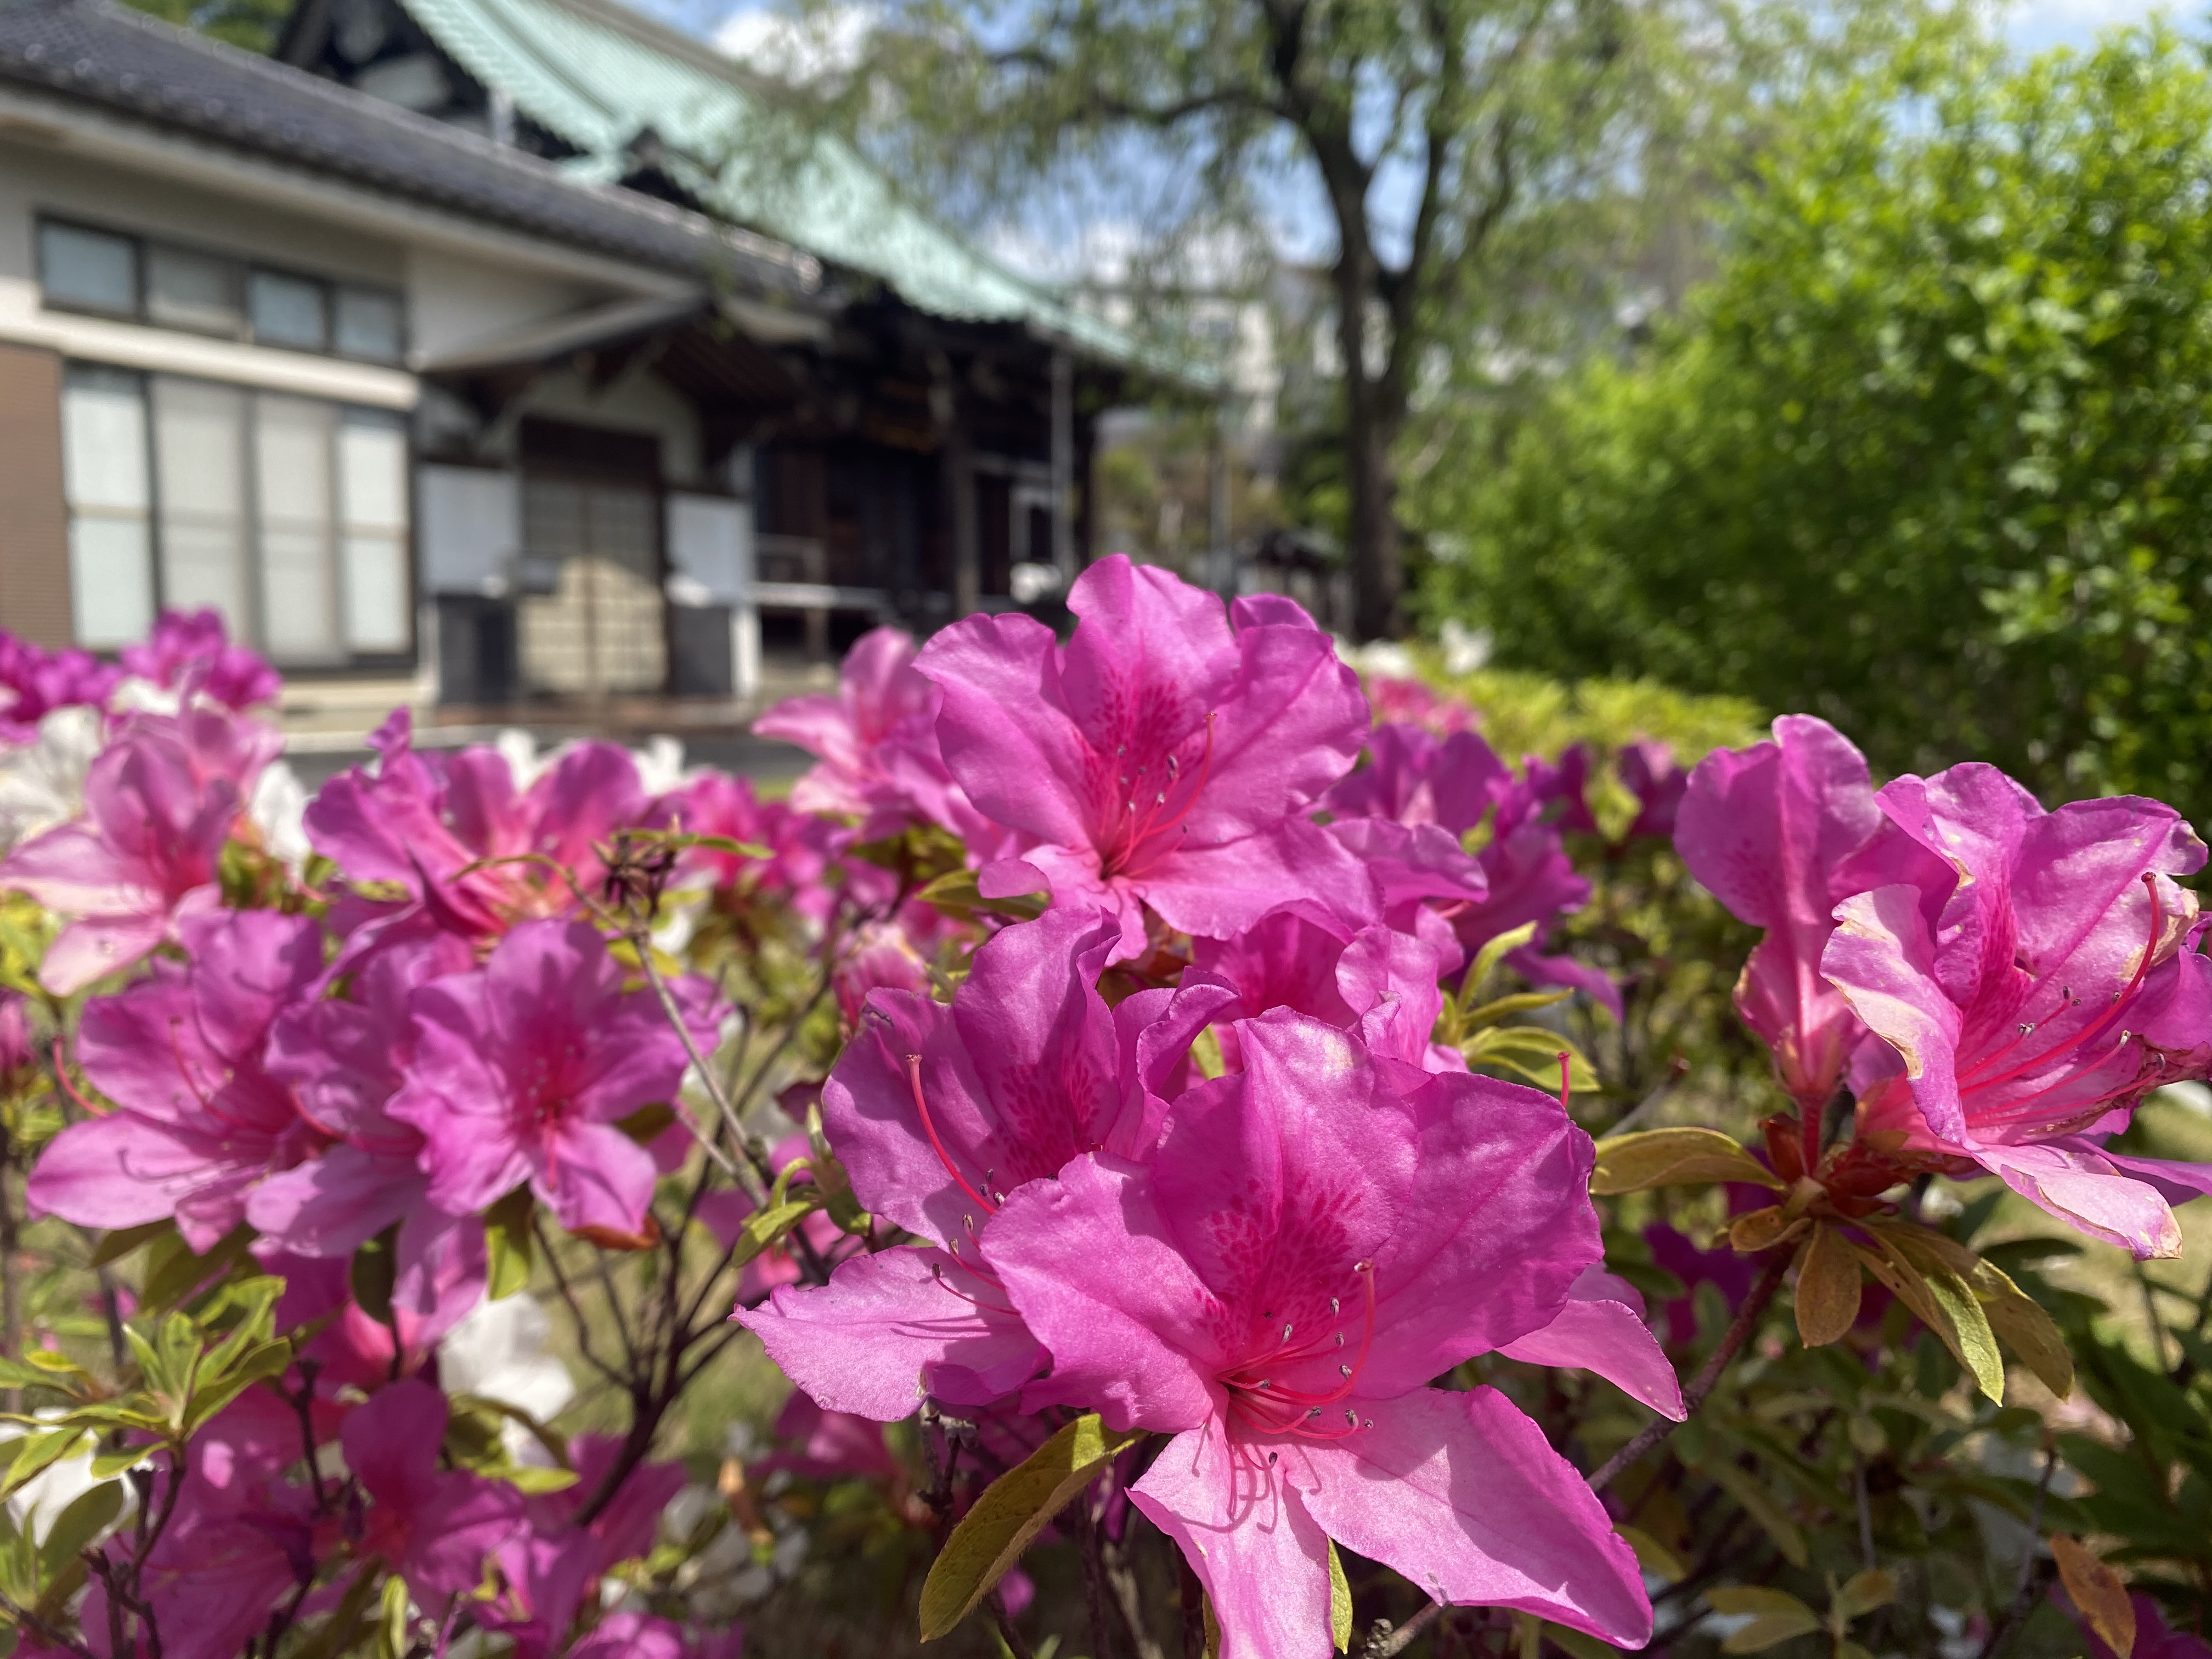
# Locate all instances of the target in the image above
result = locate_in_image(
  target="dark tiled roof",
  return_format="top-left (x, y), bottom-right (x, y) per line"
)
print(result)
top-left (0, 0), bottom-right (820, 291)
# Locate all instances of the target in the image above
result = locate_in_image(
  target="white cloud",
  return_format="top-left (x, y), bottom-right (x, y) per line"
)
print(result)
top-left (714, 2), bottom-right (875, 83)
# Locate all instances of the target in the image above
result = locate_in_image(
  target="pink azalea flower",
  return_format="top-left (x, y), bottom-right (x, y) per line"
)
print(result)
top-left (738, 909), bottom-right (1227, 1419)
top-left (569, 1612), bottom-right (744, 1659)
top-left (831, 916), bottom-right (939, 1024)
top-left (1494, 1265), bottom-right (1685, 1420)
top-left (661, 770), bottom-right (836, 917)
top-left (307, 713), bottom-right (655, 947)
top-left (753, 624), bottom-right (1005, 851)
top-left (249, 933), bottom-right (489, 1344)
top-left (977, 1011), bottom-right (1651, 1657)
top-left (916, 557), bottom-right (1371, 958)
top-left (2059, 1588), bottom-right (2212, 1659)
top-left (3, 706), bottom-right (278, 994)
top-left (29, 910), bottom-right (324, 1250)
top-left (1191, 904), bottom-right (1465, 1074)
top-left (343, 1379), bottom-right (525, 1615)
top-left (0, 631), bottom-right (120, 743)
top-left (387, 919), bottom-right (718, 1239)
top-left (754, 1392), bottom-right (902, 1485)
top-left (1323, 723), bottom-right (1615, 1017)
top-left (1676, 716), bottom-right (1887, 1111)
top-left (120, 607), bottom-right (281, 710)
top-left (1617, 739), bottom-right (1688, 842)
top-left (0, 988), bottom-right (32, 1081)
top-left (81, 1391), bottom-right (314, 1659)
top-left (1822, 763), bottom-right (2212, 1257)
top-left (1363, 674), bottom-right (1477, 736)
top-left (484, 1440), bottom-right (688, 1657)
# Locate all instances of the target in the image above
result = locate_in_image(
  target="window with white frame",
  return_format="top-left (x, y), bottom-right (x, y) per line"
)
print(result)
top-left (60, 365), bottom-right (413, 663)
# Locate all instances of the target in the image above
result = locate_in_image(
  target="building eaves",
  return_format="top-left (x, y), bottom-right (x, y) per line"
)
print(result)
top-left (386, 0), bottom-right (1218, 387)
top-left (0, 0), bottom-right (822, 295)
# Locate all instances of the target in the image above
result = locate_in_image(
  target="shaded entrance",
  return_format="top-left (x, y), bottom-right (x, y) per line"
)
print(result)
top-left (518, 420), bottom-right (665, 698)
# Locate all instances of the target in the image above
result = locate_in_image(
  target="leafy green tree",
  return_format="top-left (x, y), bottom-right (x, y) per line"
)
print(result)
top-left (788, 0), bottom-right (1750, 640)
top-left (1423, 22), bottom-right (2212, 820)
top-left (118, 0), bottom-right (293, 53)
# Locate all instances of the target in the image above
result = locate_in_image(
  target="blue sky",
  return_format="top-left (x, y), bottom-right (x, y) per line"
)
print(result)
top-left (2008, 0), bottom-right (2177, 52)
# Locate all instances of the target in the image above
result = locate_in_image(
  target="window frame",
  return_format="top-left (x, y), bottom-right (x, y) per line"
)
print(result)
top-left (58, 362), bottom-right (419, 672)
top-left (36, 219), bottom-right (140, 321)
top-left (33, 216), bottom-right (408, 366)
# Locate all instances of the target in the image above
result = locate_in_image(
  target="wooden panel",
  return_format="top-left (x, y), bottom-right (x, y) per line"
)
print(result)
top-left (0, 343), bottom-right (74, 647)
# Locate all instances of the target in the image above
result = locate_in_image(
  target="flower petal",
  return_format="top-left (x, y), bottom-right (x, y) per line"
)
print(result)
top-left (1300, 1387), bottom-right (1651, 1648)
top-left (736, 1247), bottom-right (1043, 1421)
top-left (1130, 1424), bottom-right (1335, 1659)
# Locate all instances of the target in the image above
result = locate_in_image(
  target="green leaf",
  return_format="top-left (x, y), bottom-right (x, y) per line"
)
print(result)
top-left (503, 1465), bottom-right (580, 1494)
top-left (88, 1218), bottom-right (174, 1269)
top-left (1792, 1223), bottom-right (1861, 1347)
top-left (0, 1429), bottom-right (84, 1500)
top-left (485, 1187), bottom-right (535, 1302)
top-left (1328, 1539), bottom-right (1352, 1653)
top-left (1832, 1567), bottom-right (1895, 1622)
top-left (729, 1198), bottom-right (823, 1269)
top-left (1462, 920), bottom-right (1540, 998)
top-left (917, 1412), bottom-right (1143, 1641)
top-left (0, 1361), bottom-right (65, 1395)
top-left (376, 1571), bottom-right (412, 1659)
top-left (1591, 1128), bottom-right (1784, 1195)
top-left (140, 1222), bottom-right (255, 1314)
top-left (615, 1103), bottom-right (676, 1145)
top-left (1543, 1628), bottom-right (1622, 1659)
top-left (1699, 1463), bottom-right (1807, 1567)
top-left (1720, 1613), bottom-right (1824, 1654)
top-left (183, 1339), bottom-right (292, 1436)
top-left (1967, 1256), bottom-right (2073, 1400)
top-left (916, 868), bottom-right (1046, 923)
top-left (288, 1565), bottom-right (383, 1659)
top-left (199, 1278), bottom-right (281, 1380)
top-left (1708, 1587), bottom-right (1821, 1652)
top-left (1461, 1028), bottom-right (1600, 1091)
top-left (1855, 1227), bottom-right (2004, 1403)
top-left (1616, 1524), bottom-right (1688, 1583)
top-left (351, 1227), bottom-right (399, 1327)
top-left (1706, 1588), bottom-right (1818, 1618)
top-left (37, 1480), bottom-right (120, 1577)
top-left (1458, 988), bottom-right (1573, 1027)
top-left (87, 1447), bottom-right (148, 1479)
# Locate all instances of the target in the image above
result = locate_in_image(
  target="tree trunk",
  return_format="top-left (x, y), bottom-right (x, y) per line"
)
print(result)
top-left (1346, 389), bottom-right (1401, 640)
top-left (1335, 263), bottom-right (1404, 641)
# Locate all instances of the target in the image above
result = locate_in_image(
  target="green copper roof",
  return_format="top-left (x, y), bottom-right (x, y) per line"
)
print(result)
top-left (398, 0), bottom-right (1201, 379)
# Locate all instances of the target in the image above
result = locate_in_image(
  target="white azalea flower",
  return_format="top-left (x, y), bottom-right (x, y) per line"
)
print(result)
top-left (0, 706), bottom-right (104, 853)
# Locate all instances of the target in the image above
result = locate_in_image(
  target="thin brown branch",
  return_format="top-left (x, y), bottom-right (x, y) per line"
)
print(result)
top-left (1587, 1251), bottom-right (1790, 1492)
top-left (1364, 1599), bottom-right (1442, 1657)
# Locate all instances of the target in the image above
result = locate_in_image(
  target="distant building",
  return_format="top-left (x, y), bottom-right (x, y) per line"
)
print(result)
top-left (0, 0), bottom-right (1188, 714)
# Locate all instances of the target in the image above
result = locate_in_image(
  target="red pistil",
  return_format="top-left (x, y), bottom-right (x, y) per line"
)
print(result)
top-left (1102, 715), bottom-right (1217, 881)
top-left (906, 1054), bottom-right (997, 1218)
top-left (51, 1037), bottom-right (103, 1116)
top-left (1960, 873), bottom-right (2163, 1096)
top-left (1220, 1261), bottom-right (1379, 1441)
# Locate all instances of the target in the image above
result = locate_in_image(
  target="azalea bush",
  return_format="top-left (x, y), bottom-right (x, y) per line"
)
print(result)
top-left (0, 568), bottom-right (2202, 1659)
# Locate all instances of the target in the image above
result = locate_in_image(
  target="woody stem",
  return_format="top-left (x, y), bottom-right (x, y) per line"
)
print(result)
top-left (1586, 1252), bottom-right (1791, 1493)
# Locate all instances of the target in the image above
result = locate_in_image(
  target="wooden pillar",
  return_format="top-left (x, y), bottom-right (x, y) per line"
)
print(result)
top-left (1049, 347), bottom-right (1074, 580)
top-left (0, 344), bottom-right (74, 647)
top-left (943, 408), bottom-right (978, 618)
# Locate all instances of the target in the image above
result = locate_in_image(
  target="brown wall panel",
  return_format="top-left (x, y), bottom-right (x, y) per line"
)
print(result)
top-left (0, 344), bottom-right (73, 647)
